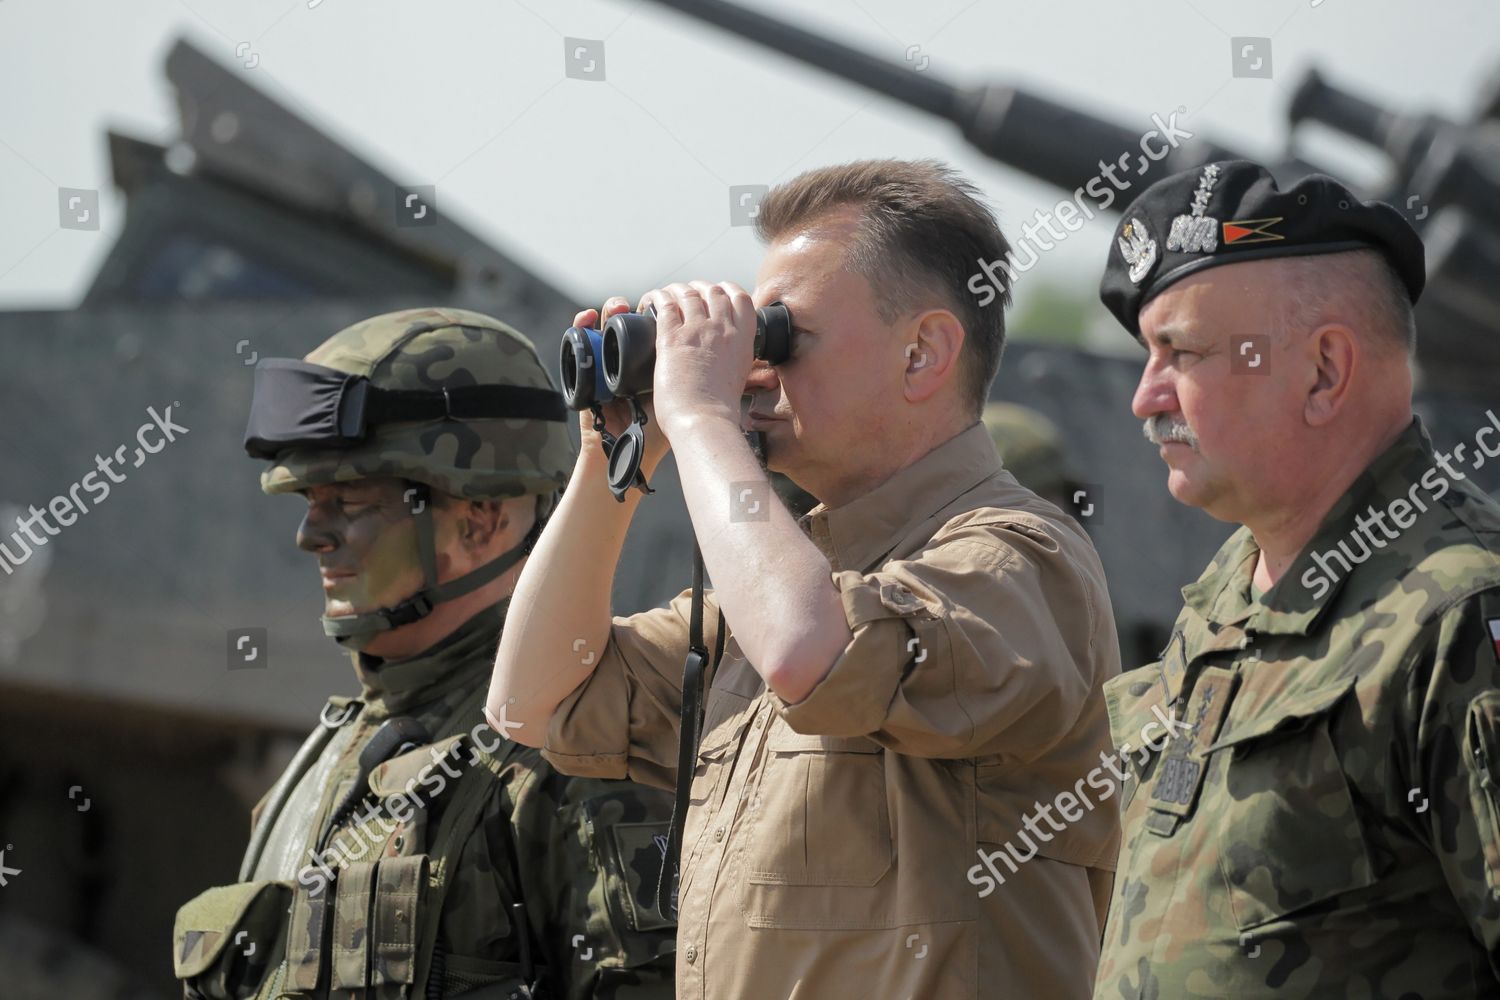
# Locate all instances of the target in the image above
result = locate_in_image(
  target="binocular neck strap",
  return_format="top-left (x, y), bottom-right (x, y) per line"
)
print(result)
top-left (321, 483), bottom-right (538, 647)
top-left (656, 539), bottom-right (726, 918)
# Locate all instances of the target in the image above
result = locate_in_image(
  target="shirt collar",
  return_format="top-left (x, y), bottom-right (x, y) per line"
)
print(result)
top-left (351, 598), bottom-right (508, 718)
top-left (1181, 416), bottom-right (1434, 637)
top-left (800, 421), bottom-right (1002, 573)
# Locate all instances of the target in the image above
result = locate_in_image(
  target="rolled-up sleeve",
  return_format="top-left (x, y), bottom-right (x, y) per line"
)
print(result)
top-left (775, 517), bottom-right (1106, 760)
top-left (542, 587), bottom-right (721, 791)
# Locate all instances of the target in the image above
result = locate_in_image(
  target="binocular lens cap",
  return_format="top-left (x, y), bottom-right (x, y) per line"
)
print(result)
top-left (608, 425), bottom-right (644, 492)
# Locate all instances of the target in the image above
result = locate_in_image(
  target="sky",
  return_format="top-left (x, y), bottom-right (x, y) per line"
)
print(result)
top-left (1, 0), bottom-right (1496, 346)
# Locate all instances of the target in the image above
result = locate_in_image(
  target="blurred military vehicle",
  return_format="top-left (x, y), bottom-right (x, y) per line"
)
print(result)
top-left (641, 0), bottom-right (1500, 398)
top-left (2, 13), bottom-right (1497, 996)
top-left (637, 0), bottom-right (1500, 655)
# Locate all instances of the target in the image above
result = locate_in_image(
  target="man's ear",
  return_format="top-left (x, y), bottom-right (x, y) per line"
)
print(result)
top-left (1304, 322), bottom-right (1357, 427)
top-left (456, 498), bottom-right (508, 550)
top-left (903, 309), bottom-right (965, 405)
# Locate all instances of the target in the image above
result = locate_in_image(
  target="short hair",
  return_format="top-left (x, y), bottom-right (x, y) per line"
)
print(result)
top-left (753, 159), bottom-right (1012, 416)
top-left (1277, 248), bottom-right (1416, 356)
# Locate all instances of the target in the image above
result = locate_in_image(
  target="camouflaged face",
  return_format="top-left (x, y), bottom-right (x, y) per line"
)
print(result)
top-left (261, 307), bottom-right (575, 499)
top-left (1094, 419), bottom-right (1500, 999)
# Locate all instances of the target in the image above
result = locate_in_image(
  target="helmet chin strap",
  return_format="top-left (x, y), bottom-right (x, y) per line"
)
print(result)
top-left (321, 483), bottom-right (538, 651)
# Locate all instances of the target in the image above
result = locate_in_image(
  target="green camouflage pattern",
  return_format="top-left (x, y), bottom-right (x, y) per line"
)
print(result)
top-left (260, 306), bottom-right (575, 501)
top-left (1095, 418), bottom-right (1500, 999)
top-left (439, 726), bottom-right (680, 998)
top-left (981, 401), bottom-right (1079, 508)
top-left (175, 601), bottom-right (677, 999)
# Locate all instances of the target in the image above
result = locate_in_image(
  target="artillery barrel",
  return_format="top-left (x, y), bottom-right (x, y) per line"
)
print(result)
top-left (642, 0), bottom-right (1238, 205)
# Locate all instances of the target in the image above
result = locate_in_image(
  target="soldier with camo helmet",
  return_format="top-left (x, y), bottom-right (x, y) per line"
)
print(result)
top-left (1094, 161), bottom-right (1500, 997)
top-left (981, 401), bottom-right (1082, 512)
top-left (173, 307), bottom-right (677, 999)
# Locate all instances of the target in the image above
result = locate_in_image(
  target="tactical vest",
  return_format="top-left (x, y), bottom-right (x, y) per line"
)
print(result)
top-left (173, 692), bottom-right (535, 1000)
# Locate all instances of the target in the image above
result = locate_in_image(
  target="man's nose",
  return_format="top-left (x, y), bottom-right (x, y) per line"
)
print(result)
top-left (744, 360), bottom-right (780, 394)
top-left (1131, 358), bottom-right (1177, 422)
top-left (296, 508), bottom-right (338, 554)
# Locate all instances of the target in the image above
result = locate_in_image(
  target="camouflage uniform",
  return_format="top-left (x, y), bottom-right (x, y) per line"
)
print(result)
top-left (1094, 418), bottom-right (1500, 998)
top-left (173, 308), bottom-right (677, 999)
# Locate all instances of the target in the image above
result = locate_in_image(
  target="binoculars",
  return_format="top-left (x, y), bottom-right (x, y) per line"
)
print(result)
top-left (560, 301), bottom-right (793, 410)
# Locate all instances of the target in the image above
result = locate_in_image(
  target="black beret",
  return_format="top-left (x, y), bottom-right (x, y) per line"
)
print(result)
top-left (1100, 159), bottom-right (1425, 339)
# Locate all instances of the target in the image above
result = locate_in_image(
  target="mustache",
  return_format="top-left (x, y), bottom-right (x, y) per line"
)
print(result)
top-left (1143, 415), bottom-right (1199, 449)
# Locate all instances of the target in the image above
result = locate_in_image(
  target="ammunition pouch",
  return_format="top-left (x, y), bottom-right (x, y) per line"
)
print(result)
top-left (292, 855), bottom-right (429, 998)
top-left (175, 857), bottom-right (435, 1000)
top-left (176, 733), bottom-right (543, 998)
top-left (173, 879), bottom-right (292, 999)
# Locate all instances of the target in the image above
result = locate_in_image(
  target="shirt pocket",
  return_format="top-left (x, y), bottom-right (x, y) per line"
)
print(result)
top-left (1206, 679), bottom-right (1377, 931)
top-left (738, 724), bottom-right (896, 928)
top-left (1464, 690), bottom-right (1500, 897)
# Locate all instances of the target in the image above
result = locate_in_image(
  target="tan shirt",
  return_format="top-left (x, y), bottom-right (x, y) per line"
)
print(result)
top-left (543, 421), bottom-right (1121, 999)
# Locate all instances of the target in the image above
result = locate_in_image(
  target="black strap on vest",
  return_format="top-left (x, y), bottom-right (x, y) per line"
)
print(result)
top-left (655, 540), bottom-right (726, 918)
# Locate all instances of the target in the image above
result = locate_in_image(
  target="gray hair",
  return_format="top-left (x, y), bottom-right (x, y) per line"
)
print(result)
top-left (1276, 249), bottom-right (1416, 356)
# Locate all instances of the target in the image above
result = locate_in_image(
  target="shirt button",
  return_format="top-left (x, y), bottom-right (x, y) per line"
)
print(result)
top-left (714, 827), bottom-right (725, 842)
top-left (884, 583), bottom-right (918, 610)
top-left (685, 944), bottom-right (698, 964)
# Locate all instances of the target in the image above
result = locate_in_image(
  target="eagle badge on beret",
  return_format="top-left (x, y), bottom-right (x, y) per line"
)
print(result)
top-left (1099, 159), bottom-right (1426, 339)
top-left (1117, 217), bottom-right (1158, 284)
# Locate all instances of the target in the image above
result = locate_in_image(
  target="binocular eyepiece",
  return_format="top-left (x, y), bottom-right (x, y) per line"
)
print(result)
top-left (560, 301), bottom-right (793, 410)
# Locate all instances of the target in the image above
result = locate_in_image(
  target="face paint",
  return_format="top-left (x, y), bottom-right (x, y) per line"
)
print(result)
top-left (298, 479), bottom-right (516, 652)
top-left (300, 479), bottom-right (429, 623)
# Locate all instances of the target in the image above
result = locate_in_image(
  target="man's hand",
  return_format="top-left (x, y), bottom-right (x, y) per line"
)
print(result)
top-left (639, 281), bottom-right (759, 440)
top-left (572, 297), bottom-right (671, 475)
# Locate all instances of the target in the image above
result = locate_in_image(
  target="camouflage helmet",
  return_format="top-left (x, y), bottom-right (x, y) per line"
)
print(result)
top-left (981, 401), bottom-right (1078, 505)
top-left (245, 307), bottom-right (575, 649)
top-left (259, 307), bottom-right (574, 504)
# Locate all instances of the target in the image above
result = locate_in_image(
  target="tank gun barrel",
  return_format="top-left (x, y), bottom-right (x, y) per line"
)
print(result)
top-left (641, 0), bottom-right (1238, 204)
top-left (1290, 68), bottom-right (1500, 233)
top-left (645, 0), bottom-right (959, 119)
top-left (1289, 68), bottom-right (1442, 170)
